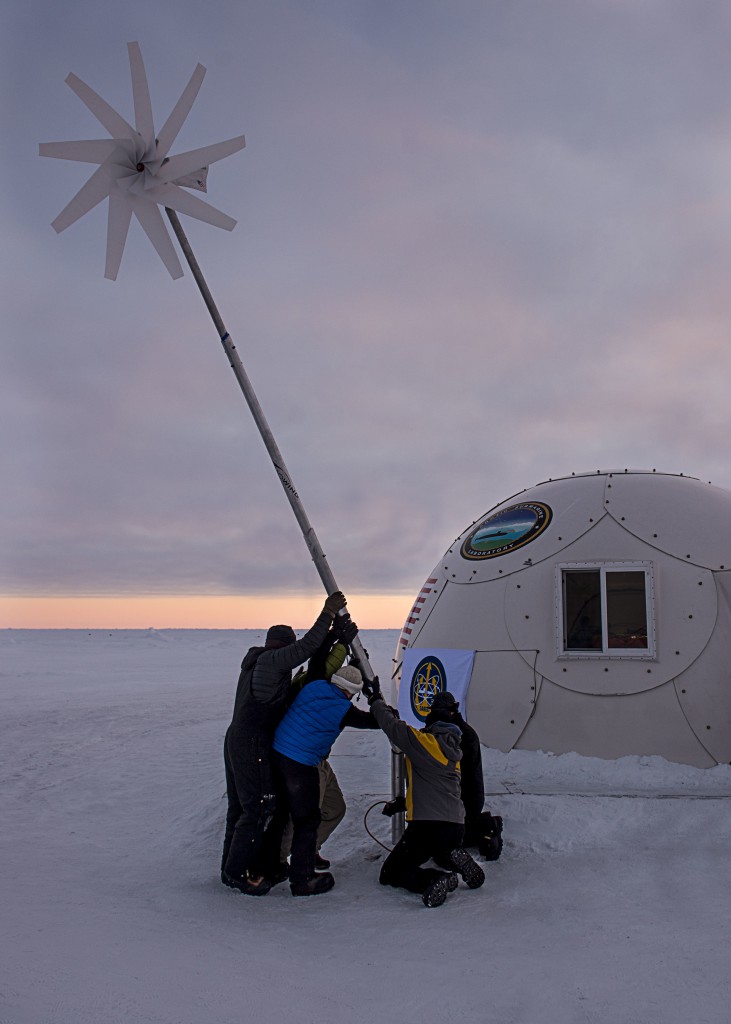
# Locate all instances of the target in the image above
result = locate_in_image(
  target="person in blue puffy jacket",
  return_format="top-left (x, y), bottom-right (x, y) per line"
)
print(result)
top-left (271, 663), bottom-right (378, 896)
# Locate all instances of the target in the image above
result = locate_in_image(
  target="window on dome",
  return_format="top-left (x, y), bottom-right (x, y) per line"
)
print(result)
top-left (559, 563), bottom-right (654, 657)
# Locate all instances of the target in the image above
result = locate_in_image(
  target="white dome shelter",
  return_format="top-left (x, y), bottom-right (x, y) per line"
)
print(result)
top-left (395, 470), bottom-right (731, 767)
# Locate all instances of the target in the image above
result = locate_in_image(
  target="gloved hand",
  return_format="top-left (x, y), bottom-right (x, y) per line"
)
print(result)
top-left (323, 591), bottom-right (347, 618)
top-left (381, 794), bottom-right (406, 817)
top-left (304, 632), bottom-right (337, 683)
top-left (361, 674), bottom-right (382, 704)
top-left (332, 614), bottom-right (358, 645)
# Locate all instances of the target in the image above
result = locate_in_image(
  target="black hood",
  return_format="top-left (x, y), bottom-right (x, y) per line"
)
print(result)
top-left (426, 720), bottom-right (463, 761)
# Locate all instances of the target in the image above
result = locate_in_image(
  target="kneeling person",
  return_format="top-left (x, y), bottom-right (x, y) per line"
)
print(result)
top-left (272, 664), bottom-right (378, 896)
top-left (364, 681), bottom-right (485, 908)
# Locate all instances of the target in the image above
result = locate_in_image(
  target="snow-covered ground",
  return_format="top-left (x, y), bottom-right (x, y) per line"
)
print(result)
top-left (2, 628), bottom-right (730, 1024)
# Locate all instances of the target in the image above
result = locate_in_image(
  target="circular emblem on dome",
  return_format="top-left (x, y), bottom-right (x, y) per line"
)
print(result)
top-left (410, 655), bottom-right (446, 721)
top-left (461, 502), bottom-right (552, 560)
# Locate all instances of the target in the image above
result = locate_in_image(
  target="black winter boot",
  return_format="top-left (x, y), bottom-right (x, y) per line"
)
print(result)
top-left (477, 813), bottom-right (504, 861)
top-left (290, 872), bottom-right (335, 897)
top-left (266, 862), bottom-right (290, 886)
top-left (221, 870), bottom-right (272, 896)
top-left (314, 852), bottom-right (330, 870)
top-left (449, 848), bottom-right (485, 889)
top-left (422, 872), bottom-right (458, 908)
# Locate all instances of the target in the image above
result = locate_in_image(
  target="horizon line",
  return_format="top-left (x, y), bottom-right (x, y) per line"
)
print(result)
top-left (0, 593), bottom-right (414, 630)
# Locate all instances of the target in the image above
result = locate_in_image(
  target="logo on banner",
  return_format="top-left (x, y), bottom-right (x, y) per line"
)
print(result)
top-left (461, 502), bottom-right (552, 560)
top-left (410, 655), bottom-right (446, 721)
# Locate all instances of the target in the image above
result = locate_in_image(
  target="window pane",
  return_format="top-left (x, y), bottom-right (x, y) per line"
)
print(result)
top-left (564, 571), bottom-right (602, 650)
top-left (606, 571), bottom-right (648, 649)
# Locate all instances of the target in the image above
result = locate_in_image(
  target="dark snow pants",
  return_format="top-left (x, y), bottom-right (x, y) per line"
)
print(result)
top-left (379, 820), bottom-right (465, 895)
top-left (272, 751), bottom-right (322, 884)
top-left (280, 759), bottom-right (346, 859)
top-left (222, 727), bottom-right (278, 880)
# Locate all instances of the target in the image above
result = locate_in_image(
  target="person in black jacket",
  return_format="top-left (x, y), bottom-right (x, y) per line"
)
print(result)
top-left (425, 692), bottom-right (485, 845)
top-left (427, 693), bottom-right (505, 860)
top-left (220, 591), bottom-right (347, 896)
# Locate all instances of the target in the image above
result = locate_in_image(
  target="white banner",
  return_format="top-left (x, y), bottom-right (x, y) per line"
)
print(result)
top-left (397, 648), bottom-right (476, 728)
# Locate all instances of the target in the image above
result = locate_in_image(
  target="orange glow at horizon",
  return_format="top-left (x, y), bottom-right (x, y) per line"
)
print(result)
top-left (0, 594), bottom-right (413, 630)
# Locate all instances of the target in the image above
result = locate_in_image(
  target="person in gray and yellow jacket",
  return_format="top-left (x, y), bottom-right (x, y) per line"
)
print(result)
top-left (363, 678), bottom-right (485, 908)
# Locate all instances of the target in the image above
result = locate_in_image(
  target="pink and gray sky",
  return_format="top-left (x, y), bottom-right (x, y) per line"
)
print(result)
top-left (4, 1), bottom-right (731, 628)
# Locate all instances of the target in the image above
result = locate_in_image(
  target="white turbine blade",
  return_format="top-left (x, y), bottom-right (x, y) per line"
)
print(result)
top-left (146, 182), bottom-right (236, 230)
top-left (39, 139), bottom-right (119, 164)
top-left (155, 63), bottom-right (206, 161)
top-left (108, 137), bottom-right (136, 161)
top-left (158, 135), bottom-right (245, 183)
top-left (129, 196), bottom-right (184, 279)
top-left (172, 166), bottom-right (208, 192)
top-left (127, 178), bottom-right (146, 198)
top-left (51, 162), bottom-right (113, 233)
top-left (108, 163), bottom-right (139, 181)
top-left (65, 73), bottom-right (134, 138)
top-left (114, 175), bottom-right (138, 193)
top-left (105, 190), bottom-right (133, 280)
top-left (127, 42), bottom-right (155, 146)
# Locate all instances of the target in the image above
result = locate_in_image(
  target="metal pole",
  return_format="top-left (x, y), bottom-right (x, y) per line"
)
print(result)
top-left (165, 208), bottom-right (374, 679)
top-left (391, 746), bottom-right (405, 843)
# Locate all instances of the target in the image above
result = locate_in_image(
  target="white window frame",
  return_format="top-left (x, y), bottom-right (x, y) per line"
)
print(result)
top-left (556, 561), bottom-right (656, 659)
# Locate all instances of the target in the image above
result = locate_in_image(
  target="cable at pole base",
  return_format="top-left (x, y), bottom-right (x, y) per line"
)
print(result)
top-left (363, 794), bottom-right (409, 854)
top-left (363, 801), bottom-right (394, 853)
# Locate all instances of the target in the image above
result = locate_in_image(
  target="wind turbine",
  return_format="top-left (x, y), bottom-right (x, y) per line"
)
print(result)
top-left (40, 42), bottom-right (245, 281)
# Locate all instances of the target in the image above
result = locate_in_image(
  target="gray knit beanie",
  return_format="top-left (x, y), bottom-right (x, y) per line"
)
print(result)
top-left (331, 664), bottom-right (363, 696)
